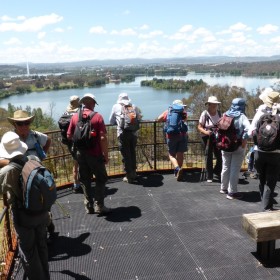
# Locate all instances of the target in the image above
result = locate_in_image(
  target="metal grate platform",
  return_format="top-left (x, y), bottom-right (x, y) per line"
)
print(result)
top-left (11, 171), bottom-right (280, 280)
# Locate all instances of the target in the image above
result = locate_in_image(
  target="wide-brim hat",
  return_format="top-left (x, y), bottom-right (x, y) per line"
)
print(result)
top-left (172, 99), bottom-right (186, 107)
top-left (79, 93), bottom-right (98, 105)
top-left (0, 131), bottom-right (28, 159)
top-left (7, 110), bottom-right (35, 125)
top-left (117, 92), bottom-right (131, 106)
top-left (67, 95), bottom-right (80, 111)
top-left (260, 91), bottom-right (280, 108)
top-left (205, 96), bottom-right (221, 105)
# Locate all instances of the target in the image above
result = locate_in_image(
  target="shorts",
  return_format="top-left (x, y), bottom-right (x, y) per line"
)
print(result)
top-left (166, 134), bottom-right (188, 156)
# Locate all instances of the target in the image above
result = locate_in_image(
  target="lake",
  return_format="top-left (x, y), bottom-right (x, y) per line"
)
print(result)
top-left (0, 73), bottom-right (279, 123)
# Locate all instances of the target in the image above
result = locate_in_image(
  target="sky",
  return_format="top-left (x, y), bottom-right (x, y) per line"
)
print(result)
top-left (1, 0), bottom-right (280, 64)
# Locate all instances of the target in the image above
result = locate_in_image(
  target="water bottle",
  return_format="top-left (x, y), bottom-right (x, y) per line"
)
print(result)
top-left (34, 142), bottom-right (46, 160)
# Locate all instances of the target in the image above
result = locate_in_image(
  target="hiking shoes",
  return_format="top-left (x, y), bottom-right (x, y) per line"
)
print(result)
top-left (226, 192), bottom-right (243, 200)
top-left (94, 203), bottom-right (112, 215)
top-left (176, 168), bottom-right (184, 181)
top-left (174, 166), bottom-right (180, 177)
top-left (220, 189), bottom-right (228, 194)
top-left (85, 202), bottom-right (94, 214)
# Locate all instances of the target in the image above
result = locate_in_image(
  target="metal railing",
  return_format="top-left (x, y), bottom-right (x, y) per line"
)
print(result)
top-left (0, 119), bottom-right (252, 279)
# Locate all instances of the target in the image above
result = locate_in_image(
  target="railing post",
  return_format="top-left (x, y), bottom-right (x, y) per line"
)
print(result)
top-left (153, 121), bottom-right (157, 170)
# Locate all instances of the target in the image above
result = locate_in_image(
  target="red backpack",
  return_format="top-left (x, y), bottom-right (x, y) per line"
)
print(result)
top-left (214, 115), bottom-right (241, 152)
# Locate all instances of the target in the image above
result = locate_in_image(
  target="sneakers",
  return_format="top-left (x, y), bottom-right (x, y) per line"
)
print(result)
top-left (174, 166), bottom-right (180, 177)
top-left (226, 192), bottom-right (243, 200)
top-left (85, 202), bottom-right (94, 214)
top-left (73, 183), bottom-right (82, 193)
top-left (94, 202), bottom-right (112, 214)
top-left (220, 189), bottom-right (228, 194)
top-left (176, 168), bottom-right (184, 181)
top-left (123, 176), bottom-right (136, 184)
top-left (207, 179), bottom-right (213, 183)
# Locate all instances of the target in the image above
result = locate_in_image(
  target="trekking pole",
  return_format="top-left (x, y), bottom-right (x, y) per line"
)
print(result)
top-left (200, 137), bottom-right (209, 182)
top-left (55, 200), bottom-right (70, 218)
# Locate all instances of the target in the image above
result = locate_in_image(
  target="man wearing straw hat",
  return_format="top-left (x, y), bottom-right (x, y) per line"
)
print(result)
top-left (7, 110), bottom-right (55, 242)
top-left (0, 131), bottom-right (50, 280)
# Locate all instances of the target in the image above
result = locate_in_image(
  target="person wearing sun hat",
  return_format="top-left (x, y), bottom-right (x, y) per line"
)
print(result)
top-left (59, 95), bottom-right (81, 193)
top-left (157, 99), bottom-right (188, 181)
top-left (7, 110), bottom-right (51, 160)
top-left (198, 96), bottom-right (222, 183)
top-left (67, 92), bottom-right (112, 215)
top-left (7, 109), bottom-right (54, 242)
top-left (219, 98), bottom-right (250, 200)
top-left (109, 92), bottom-right (142, 184)
top-left (249, 89), bottom-right (280, 211)
top-left (0, 131), bottom-right (50, 280)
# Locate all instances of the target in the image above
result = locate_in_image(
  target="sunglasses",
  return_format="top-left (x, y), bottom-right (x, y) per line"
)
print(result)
top-left (15, 121), bottom-right (31, 126)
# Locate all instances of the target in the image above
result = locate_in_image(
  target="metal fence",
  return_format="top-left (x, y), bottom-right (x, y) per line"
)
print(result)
top-left (0, 119), bottom-right (252, 279)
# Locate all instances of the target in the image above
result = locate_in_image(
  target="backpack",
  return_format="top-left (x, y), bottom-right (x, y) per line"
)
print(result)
top-left (120, 105), bottom-right (140, 131)
top-left (10, 159), bottom-right (57, 213)
top-left (58, 113), bottom-right (73, 145)
top-left (215, 115), bottom-right (240, 152)
top-left (164, 104), bottom-right (188, 135)
top-left (253, 113), bottom-right (280, 151)
top-left (72, 109), bottom-right (97, 149)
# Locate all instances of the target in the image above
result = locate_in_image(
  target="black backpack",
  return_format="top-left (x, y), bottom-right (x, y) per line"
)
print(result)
top-left (58, 113), bottom-right (73, 145)
top-left (72, 109), bottom-right (97, 149)
top-left (253, 113), bottom-right (280, 151)
top-left (215, 115), bottom-right (240, 152)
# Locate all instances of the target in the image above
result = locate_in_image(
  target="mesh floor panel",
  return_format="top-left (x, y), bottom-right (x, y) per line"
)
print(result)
top-left (11, 173), bottom-right (280, 280)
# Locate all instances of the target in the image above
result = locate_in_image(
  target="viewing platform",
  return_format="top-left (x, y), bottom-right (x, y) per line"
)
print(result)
top-left (10, 172), bottom-right (280, 279)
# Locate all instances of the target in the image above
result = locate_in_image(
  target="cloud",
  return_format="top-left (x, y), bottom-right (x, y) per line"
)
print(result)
top-left (138, 30), bottom-right (163, 39)
top-left (257, 24), bottom-right (278, 35)
top-left (111, 28), bottom-right (137, 36)
top-left (89, 25), bottom-right (107, 34)
top-left (54, 28), bottom-right (64, 33)
top-left (178, 25), bottom-right (193, 33)
top-left (229, 22), bottom-right (252, 31)
top-left (3, 37), bottom-right (22, 45)
top-left (0, 13), bottom-right (63, 32)
top-left (37, 32), bottom-right (46, 39)
top-left (139, 24), bottom-right (149, 30)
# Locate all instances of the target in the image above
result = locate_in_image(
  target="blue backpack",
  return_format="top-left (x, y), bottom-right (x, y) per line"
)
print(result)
top-left (164, 104), bottom-right (188, 134)
top-left (10, 159), bottom-right (57, 213)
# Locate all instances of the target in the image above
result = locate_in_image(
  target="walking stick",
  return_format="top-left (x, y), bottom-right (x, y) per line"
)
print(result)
top-left (55, 200), bottom-right (70, 218)
top-left (200, 137), bottom-right (209, 182)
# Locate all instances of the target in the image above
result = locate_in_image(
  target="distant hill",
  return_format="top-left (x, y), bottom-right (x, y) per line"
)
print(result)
top-left (2, 55), bottom-right (280, 70)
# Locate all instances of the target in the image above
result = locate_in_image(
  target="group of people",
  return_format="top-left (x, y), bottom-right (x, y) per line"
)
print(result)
top-left (1, 88), bottom-right (280, 279)
top-left (198, 89), bottom-right (280, 211)
top-left (0, 92), bottom-right (142, 279)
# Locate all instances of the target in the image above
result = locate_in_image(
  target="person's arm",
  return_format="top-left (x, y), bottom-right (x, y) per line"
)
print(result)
top-left (109, 105), bottom-right (117, 125)
top-left (197, 123), bottom-right (211, 136)
top-left (100, 131), bottom-right (109, 164)
top-left (0, 159), bottom-right (9, 168)
top-left (197, 111), bottom-right (211, 136)
top-left (43, 136), bottom-right (51, 153)
top-left (157, 110), bottom-right (167, 122)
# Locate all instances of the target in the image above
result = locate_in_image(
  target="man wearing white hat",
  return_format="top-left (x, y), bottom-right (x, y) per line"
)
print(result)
top-left (0, 131), bottom-right (50, 280)
top-left (59, 95), bottom-right (81, 193)
top-left (109, 92), bottom-right (142, 183)
top-left (67, 93), bottom-right (111, 214)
